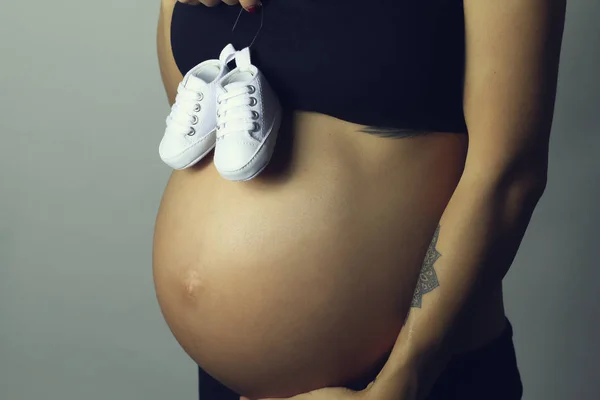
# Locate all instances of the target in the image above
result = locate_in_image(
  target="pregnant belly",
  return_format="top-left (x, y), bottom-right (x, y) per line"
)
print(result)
top-left (152, 120), bottom-right (467, 398)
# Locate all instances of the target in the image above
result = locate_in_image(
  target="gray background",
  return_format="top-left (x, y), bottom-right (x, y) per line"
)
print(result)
top-left (0, 1), bottom-right (598, 399)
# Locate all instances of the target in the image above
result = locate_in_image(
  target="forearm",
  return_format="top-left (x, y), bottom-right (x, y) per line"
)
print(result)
top-left (386, 165), bottom-right (546, 374)
top-left (366, 0), bottom-right (564, 397)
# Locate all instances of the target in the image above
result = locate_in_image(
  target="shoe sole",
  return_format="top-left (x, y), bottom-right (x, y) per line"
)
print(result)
top-left (163, 129), bottom-right (217, 170)
top-left (176, 141), bottom-right (216, 170)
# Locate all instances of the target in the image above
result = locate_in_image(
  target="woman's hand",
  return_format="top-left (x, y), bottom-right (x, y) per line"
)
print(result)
top-left (178, 0), bottom-right (262, 13)
top-left (239, 364), bottom-right (422, 400)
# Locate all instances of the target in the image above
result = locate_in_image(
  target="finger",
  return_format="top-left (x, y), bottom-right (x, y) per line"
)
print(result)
top-left (253, 398), bottom-right (304, 400)
top-left (199, 0), bottom-right (221, 6)
top-left (252, 388), bottom-right (354, 400)
top-left (239, 0), bottom-right (262, 13)
top-left (221, 0), bottom-right (240, 5)
top-left (251, 395), bottom-right (308, 400)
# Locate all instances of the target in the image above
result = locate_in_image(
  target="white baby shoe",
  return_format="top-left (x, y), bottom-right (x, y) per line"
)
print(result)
top-left (159, 44), bottom-right (237, 170)
top-left (213, 47), bottom-right (282, 181)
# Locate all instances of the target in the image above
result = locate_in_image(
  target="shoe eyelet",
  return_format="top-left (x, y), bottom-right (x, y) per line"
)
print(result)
top-left (191, 115), bottom-right (199, 125)
top-left (249, 97), bottom-right (257, 106)
top-left (197, 92), bottom-right (204, 101)
top-left (247, 85), bottom-right (256, 94)
top-left (251, 122), bottom-right (260, 132)
top-left (187, 127), bottom-right (196, 136)
top-left (251, 111), bottom-right (259, 120)
top-left (193, 104), bottom-right (201, 112)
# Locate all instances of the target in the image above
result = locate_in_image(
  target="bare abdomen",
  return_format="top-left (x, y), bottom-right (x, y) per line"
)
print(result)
top-left (152, 119), bottom-right (467, 398)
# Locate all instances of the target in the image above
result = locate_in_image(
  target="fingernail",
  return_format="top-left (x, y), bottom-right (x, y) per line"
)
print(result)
top-left (246, 2), bottom-right (262, 13)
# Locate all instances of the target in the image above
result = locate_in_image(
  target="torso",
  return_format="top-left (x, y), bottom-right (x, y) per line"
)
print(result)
top-left (153, 1), bottom-right (507, 397)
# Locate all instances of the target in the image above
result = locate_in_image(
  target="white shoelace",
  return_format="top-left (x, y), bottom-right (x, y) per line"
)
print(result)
top-left (216, 85), bottom-right (259, 138)
top-left (166, 82), bottom-right (204, 136)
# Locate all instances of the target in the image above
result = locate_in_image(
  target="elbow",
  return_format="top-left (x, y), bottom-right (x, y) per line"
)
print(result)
top-left (503, 143), bottom-right (549, 198)
top-left (465, 154), bottom-right (548, 218)
top-left (512, 158), bottom-right (548, 201)
top-left (469, 147), bottom-right (549, 201)
top-left (499, 162), bottom-right (548, 214)
top-left (497, 163), bottom-right (547, 232)
top-left (513, 162), bottom-right (547, 200)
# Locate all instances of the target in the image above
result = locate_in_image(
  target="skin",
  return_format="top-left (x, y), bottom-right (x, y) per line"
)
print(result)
top-left (154, 0), bottom-right (565, 399)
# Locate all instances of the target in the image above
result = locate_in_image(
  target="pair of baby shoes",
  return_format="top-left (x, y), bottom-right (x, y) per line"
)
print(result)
top-left (159, 43), bottom-right (281, 181)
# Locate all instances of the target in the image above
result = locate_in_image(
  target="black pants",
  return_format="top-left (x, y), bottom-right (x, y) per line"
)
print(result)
top-left (198, 317), bottom-right (523, 400)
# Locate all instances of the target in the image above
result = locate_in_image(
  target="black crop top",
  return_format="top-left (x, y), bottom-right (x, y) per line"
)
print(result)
top-left (170, 0), bottom-right (468, 134)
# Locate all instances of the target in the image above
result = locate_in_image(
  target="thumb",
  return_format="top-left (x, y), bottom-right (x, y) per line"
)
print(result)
top-left (239, 0), bottom-right (262, 13)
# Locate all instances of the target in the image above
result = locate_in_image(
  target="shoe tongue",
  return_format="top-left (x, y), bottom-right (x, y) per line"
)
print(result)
top-left (184, 74), bottom-right (209, 91)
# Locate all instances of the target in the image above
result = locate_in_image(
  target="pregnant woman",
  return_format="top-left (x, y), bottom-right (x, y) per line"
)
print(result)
top-left (153, 1), bottom-right (566, 399)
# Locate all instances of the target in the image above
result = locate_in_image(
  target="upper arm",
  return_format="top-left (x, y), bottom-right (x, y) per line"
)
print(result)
top-left (462, 0), bottom-right (567, 183)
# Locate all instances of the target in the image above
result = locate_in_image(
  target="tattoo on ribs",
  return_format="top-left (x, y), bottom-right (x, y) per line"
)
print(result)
top-left (358, 126), bottom-right (434, 139)
top-left (411, 224), bottom-right (441, 308)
